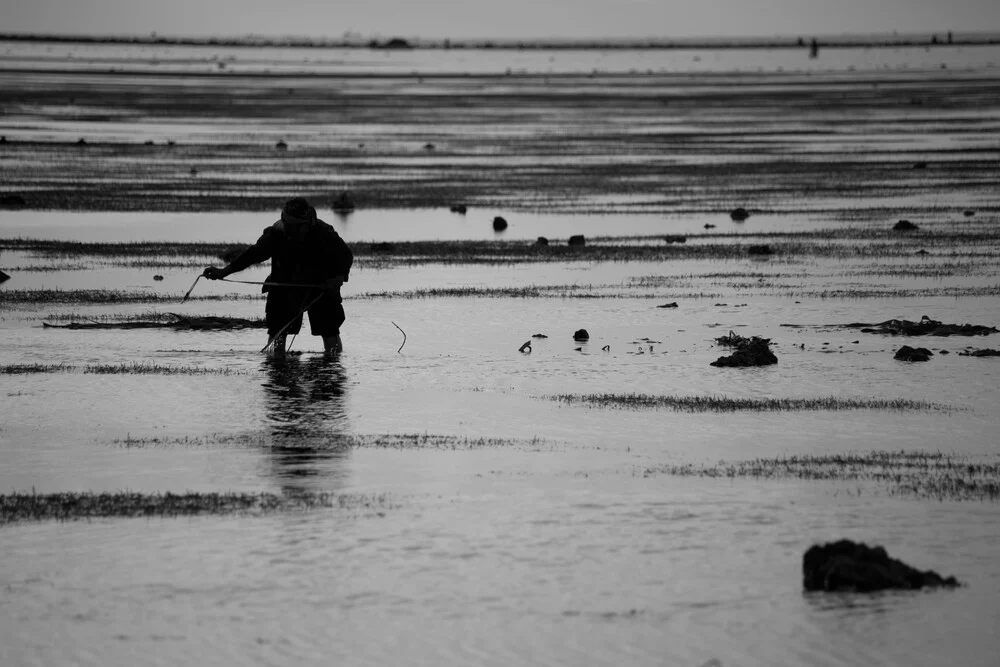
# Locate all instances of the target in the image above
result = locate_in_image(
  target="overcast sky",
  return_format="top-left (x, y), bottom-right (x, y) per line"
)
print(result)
top-left (1, 0), bottom-right (997, 40)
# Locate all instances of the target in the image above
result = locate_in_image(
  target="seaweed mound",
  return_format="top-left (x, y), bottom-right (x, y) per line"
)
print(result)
top-left (803, 539), bottom-right (959, 592)
top-left (959, 348), bottom-right (1000, 357)
top-left (711, 331), bottom-right (777, 367)
top-left (850, 316), bottom-right (997, 337)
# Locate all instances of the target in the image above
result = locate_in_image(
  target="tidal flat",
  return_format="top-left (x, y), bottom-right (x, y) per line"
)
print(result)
top-left (2, 39), bottom-right (1000, 667)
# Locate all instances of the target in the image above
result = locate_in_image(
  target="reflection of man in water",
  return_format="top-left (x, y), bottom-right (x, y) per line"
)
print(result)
top-left (261, 355), bottom-right (351, 490)
top-left (202, 197), bottom-right (353, 356)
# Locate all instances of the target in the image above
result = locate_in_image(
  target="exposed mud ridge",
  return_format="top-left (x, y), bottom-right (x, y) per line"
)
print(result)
top-left (0, 490), bottom-right (395, 525)
top-left (846, 316), bottom-right (998, 336)
top-left (2, 67), bottom-right (999, 213)
top-left (42, 314), bottom-right (266, 330)
top-left (643, 451), bottom-right (1000, 501)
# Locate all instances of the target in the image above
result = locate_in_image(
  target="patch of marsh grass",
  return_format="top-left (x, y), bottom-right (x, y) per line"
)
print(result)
top-left (0, 289), bottom-right (260, 306)
top-left (643, 451), bottom-right (1000, 501)
top-left (1, 363), bottom-right (247, 376)
top-left (109, 432), bottom-right (550, 450)
top-left (548, 393), bottom-right (951, 412)
top-left (0, 490), bottom-right (395, 524)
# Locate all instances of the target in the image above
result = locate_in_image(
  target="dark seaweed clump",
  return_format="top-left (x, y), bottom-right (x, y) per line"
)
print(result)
top-left (711, 331), bottom-right (777, 367)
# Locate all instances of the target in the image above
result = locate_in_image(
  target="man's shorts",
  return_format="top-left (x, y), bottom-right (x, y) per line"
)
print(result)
top-left (265, 288), bottom-right (345, 337)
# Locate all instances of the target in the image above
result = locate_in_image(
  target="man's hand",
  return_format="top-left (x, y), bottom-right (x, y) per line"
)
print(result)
top-left (202, 266), bottom-right (228, 280)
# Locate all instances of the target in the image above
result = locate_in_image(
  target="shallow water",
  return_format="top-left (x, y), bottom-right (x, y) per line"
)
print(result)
top-left (3, 41), bottom-right (1000, 667)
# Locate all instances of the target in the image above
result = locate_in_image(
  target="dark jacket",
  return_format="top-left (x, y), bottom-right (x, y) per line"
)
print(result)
top-left (226, 218), bottom-right (353, 297)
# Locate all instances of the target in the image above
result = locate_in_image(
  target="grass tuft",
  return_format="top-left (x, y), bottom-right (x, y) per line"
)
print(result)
top-left (548, 393), bottom-right (951, 412)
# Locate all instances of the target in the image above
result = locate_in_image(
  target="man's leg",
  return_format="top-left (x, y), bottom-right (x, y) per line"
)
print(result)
top-left (270, 333), bottom-right (288, 356)
top-left (322, 333), bottom-right (342, 356)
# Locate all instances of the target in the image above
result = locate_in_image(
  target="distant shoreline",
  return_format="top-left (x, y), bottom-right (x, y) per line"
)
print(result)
top-left (2, 32), bottom-right (999, 51)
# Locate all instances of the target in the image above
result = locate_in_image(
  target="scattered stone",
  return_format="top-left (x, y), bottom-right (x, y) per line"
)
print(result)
top-left (275, 140), bottom-right (288, 150)
top-left (450, 204), bottom-right (467, 214)
top-left (939, 349), bottom-right (949, 355)
top-left (573, 329), bottom-right (590, 341)
top-left (76, 138), bottom-right (87, 145)
top-left (535, 236), bottom-right (549, 246)
top-left (492, 216), bottom-right (508, 231)
top-left (153, 275), bottom-right (164, 281)
top-left (704, 223), bottom-right (716, 229)
top-left (0, 269), bottom-right (10, 284)
top-left (0, 194), bottom-right (27, 208)
top-left (893, 219), bottom-right (919, 231)
top-left (657, 302), bottom-right (678, 309)
top-left (850, 316), bottom-right (998, 337)
top-left (574, 347), bottom-right (583, 352)
top-left (894, 345), bottom-right (933, 362)
top-left (963, 210), bottom-right (975, 217)
top-left (568, 234), bottom-right (586, 247)
top-left (531, 333), bottom-right (548, 338)
top-left (803, 539), bottom-right (959, 592)
top-left (729, 207), bottom-right (750, 221)
top-left (747, 244), bottom-right (773, 255)
top-left (518, 341), bottom-right (532, 353)
top-left (423, 143), bottom-right (435, 151)
top-left (711, 334), bottom-right (777, 367)
top-left (664, 235), bottom-right (687, 244)
top-left (959, 348), bottom-right (1000, 357)
top-left (332, 191), bottom-right (355, 212)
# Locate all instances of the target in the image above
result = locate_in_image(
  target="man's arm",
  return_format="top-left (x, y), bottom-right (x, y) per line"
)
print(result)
top-left (203, 227), bottom-right (277, 280)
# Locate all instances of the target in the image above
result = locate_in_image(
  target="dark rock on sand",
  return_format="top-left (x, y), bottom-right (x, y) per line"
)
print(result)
top-left (531, 333), bottom-right (548, 338)
top-left (492, 216), bottom-right (508, 231)
top-left (729, 207), bottom-right (750, 221)
top-left (450, 205), bottom-right (467, 214)
top-left (664, 235), bottom-right (687, 244)
top-left (711, 335), bottom-right (777, 367)
top-left (380, 38), bottom-right (413, 49)
top-left (657, 302), bottom-right (678, 309)
top-left (894, 345), bottom-right (933, 362)
top-left (893, 219), bottom-right (919, 231)
top-left (0, 194), bottom-right (27, 208)
top-left (76, 138), bottom-right (87, 145)
top-left (959, 348), bottom-right (1000, 357)
top-left (963, 210), bottom-right (975, 217)
top-left (275, 140), bottom-right (288, 151)
top-left (803, 539), bottom-right (959, 592)
top-left (153, 275), bottom-right (164, 281)
top-left (704, 223), bottom-right (716, 229)
top-left (747, 244), bottom-right (773, 255)
top-left (535, 236), bottom-right (549, 246)
top-left (0, 269), bottom-right (10, 284)
top-left (573, 329), bottom-right (590, 341)
top-left (331, 191), bottom-right (356, 212)
top-left (568, 234), bottom-right (586, 247)
top-left (852, 316), bottom-right (998, 337)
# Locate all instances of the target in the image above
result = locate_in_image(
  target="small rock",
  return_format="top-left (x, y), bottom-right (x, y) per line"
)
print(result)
top-left (657, 302), bottom-right (679, 309)
top-left (275, 140), bottom-right (288, 150)
top-left (531, 333), bottom-right (548, 339)
top-left (423, 143), bottom-right (435, 150)
top-left (893, 219), bottom-right (919, 231)
top-left (963, 210), bottom-right (975, 217)
top-left (704, 223), bottom-right (716, 229)
top-left (0, 194), bottom-right (27, 208)
top-left (492, 216), bottom-right (508, 231)
top-left (450, 205), bottom-right (467, 214)
top-left (535, 236), bottom-right (549, 246)
top-left (803, 539), bottom-right (959, 592)
top-left (729, 207), bottom-right (750, 221)
top-left (0, 269), bottom-right (10, 284)
top-left (568, 234), bottom-right (586, 247)
top-left (573, 329), bottom-right (590, 341)
top-left (153, 275), bottom-right (164, 281)
top-left (0, 136), bottom-right (6, 144)
top-left (894, 345), bottom-right (933, 362)
top-left (76, 138), bottom-right (87, 145)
